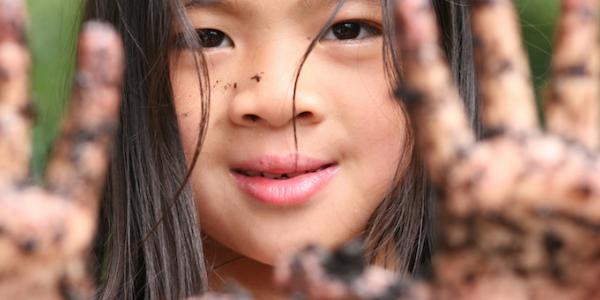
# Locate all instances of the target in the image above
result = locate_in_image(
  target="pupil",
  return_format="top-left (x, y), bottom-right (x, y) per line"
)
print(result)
top-left (199, 29), bottom-right (224, 48)
top-left (332, 23), bottom-right (360, 40)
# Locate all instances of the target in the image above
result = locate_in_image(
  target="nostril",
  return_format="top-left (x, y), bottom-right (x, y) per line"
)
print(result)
top-left (296, 111), bottom-right (313, 119)
top-left (243, 114), bottom-right (260, 122)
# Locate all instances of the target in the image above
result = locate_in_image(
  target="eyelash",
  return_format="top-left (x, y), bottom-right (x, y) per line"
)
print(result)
top-left (322, 20), bottom-right (382, 42)
top-left (183, 20), bottom-right (382, 50)
top-left (195, 28), bottom-right (234, 49)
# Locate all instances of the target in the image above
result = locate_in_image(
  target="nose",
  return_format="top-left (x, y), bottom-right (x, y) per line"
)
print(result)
top-left (228, 44), bottom-right (325, 128)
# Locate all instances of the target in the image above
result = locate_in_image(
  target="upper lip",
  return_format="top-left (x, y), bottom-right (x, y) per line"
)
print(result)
top-left (231, 154), bottom-right (336, 176)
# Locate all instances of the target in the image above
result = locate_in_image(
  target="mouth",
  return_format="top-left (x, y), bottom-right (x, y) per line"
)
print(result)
top-left (230, 156), bottom-right (339, 206)
top-left (232, 164), bottom-right (336, 180)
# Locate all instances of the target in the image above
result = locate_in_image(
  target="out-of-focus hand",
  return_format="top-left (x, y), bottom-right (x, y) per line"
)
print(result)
top-left (397, 0), bottom-right (600, 298)
top-left (0, 0), bottom-right (123, 298)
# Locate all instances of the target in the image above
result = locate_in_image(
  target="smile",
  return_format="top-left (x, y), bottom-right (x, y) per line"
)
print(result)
top-left (234, 164), bottom-right (332, 179)
top-left (230, 155), bottom-right (340, 206)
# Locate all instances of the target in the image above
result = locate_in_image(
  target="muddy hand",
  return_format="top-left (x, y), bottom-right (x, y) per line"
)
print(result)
top-left (274, 242), bottom-right (432, 300)
top-left (397, 0), bottom-right (600, 299)
top-left (0, 0), bottom-right (123, 298)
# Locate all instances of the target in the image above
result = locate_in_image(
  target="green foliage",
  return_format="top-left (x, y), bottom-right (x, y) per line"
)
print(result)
top-left (27, 0), bottom-right (82, 179)
top-left (26, 1), bottom-right (561, 175)
top-left (516, 0), bottom-right (560, 100)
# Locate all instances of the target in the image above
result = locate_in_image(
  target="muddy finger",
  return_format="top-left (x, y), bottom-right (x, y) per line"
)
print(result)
top-left (45, 22), bottom-right (123, 203)
top-left (545, 0), bottom-right (599, 149)
top-left (471, 0), bottom-right (538, 132)
top-left (275, 243), bottom-right (426, 300)
top-left (0, 0), bottom-right (32, 187)
top-left (395, 0), bottom-right (475, 183)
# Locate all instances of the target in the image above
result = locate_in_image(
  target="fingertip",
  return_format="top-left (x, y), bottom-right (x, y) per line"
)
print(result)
top-left (75, 21), bottom-right (124, 117)
top-left (562, 0), bottom-right (598, 11)
top-left (546, 0), bottom-right (600, 148)
top-left (80, 21), bottom-right (122, 50)
top-left (78, 21), bottom-right (124, 86)
top-left (0, 0), bottom-right (27, 44)
top-left (395, 0), bottom-right (438, 51)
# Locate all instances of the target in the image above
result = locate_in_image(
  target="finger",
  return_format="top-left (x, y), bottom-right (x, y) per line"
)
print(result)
top-left (471, 0), bottom-right (538, 132)
top-left (395, 0), bottom-right (475, 183)
top-left (545, 0), bottom-right (599, 149)
top-left (45, 22), bottom-right (123, 203)
top-left (0, 0), bottom-right (32, 187)
top-left (275, 243), bottom-right (424, 299)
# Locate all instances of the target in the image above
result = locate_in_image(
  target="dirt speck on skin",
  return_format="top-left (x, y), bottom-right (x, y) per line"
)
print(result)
top-left (251, 72), bottom-right (264, 83)
top-left (20, 239), bottom-right (38, 254)
top-left (20, 100), bottom-right (37, 121)
top-left (224, 82), bottom-right (236, 90)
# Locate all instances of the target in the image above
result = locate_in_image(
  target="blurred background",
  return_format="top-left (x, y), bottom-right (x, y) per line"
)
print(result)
top-left (27, 0), bottom-right (82, 179)
top-left (26, 0), bottom-right (560, 177)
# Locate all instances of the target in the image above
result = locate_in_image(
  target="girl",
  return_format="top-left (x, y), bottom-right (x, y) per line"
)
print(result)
top-left (82, 0), bottom-right (477, 299)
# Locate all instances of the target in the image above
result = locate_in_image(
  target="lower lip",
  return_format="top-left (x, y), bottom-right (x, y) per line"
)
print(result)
top-left (231, 165), bottom-right (340, 206)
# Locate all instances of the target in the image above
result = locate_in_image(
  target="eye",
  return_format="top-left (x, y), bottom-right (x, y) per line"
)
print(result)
top-left (196, 28), bottom-right (234, 49)
top-left (322, 21), bottom-right (382, 42)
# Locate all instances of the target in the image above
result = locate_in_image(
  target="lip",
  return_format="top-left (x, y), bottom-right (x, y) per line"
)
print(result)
top-left (230, 155), bottom-right (340, 206)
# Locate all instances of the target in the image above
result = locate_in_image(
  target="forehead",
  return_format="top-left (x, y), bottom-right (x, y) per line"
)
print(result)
top-left (185, 0), bottom-right (337, 6)
top-left (184, 0), bottom-right (380, 11)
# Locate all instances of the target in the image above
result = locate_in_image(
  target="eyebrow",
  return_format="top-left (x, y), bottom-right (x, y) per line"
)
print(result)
top-left (185, 0), bottom-right (341, 11)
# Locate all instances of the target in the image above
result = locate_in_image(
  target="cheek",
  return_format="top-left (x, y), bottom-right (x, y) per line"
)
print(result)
top-left (169, 54), bottom-right (206, 161)
top-left (328, 55), bottom-right (408, 180)
top-left (330, 58), bottom-right (408, 215)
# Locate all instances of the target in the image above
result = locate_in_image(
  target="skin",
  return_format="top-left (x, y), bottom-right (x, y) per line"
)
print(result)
top-left (170, 0), bottom-right (407, 296)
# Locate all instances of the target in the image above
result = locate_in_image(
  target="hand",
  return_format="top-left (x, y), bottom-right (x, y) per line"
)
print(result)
top-left (397, 0), bottom-right (600, 299)
top-left (0, 0), bottom-right (123, 298)
top-left (273, 0), bottom-right (600, 299)
top-left (274, 241), bottom-right (421, 299)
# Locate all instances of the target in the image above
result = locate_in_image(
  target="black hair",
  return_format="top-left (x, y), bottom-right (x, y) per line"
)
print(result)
top-left (84, 1), bottom-right (208, 299)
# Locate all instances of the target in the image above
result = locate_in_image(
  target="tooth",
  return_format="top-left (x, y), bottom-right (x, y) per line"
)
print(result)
top-left (263, 173), bottom-right (279, 179)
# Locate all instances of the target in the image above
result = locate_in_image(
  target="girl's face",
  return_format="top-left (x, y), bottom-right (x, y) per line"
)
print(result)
top-left (170, 0), bottom-right (407, 265)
